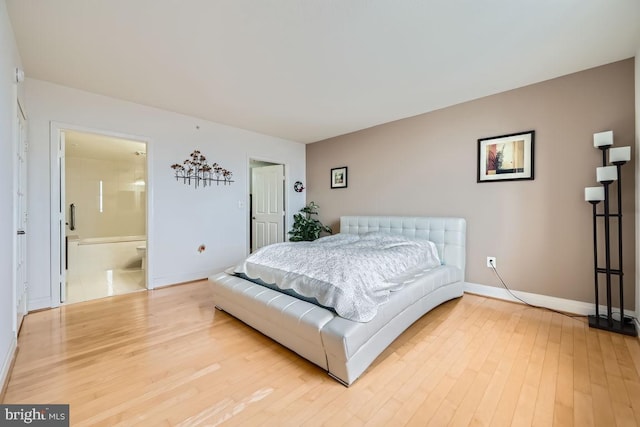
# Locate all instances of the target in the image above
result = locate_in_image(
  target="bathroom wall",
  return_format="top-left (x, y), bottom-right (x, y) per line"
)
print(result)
top-left (65, 133), bottom-right (146, 239)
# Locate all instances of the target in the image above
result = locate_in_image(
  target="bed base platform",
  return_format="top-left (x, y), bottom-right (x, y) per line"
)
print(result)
top-left (208, 216), bottom-right (466, 386)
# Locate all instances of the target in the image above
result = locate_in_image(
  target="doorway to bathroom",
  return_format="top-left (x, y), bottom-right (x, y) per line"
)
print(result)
top-left (61, 130), bottom-right (148, 304)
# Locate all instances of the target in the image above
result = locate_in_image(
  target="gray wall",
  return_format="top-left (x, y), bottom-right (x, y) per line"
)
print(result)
top-left (636, 52), bottom-right (640, 318)
top-left (307, 59), bottom-right (636, 308)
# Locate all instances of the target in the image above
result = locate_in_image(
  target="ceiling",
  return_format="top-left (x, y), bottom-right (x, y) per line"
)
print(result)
top-left (65, 130), bottom-right (146, 163)
top-left (6, 1), bottom-right (640, 143)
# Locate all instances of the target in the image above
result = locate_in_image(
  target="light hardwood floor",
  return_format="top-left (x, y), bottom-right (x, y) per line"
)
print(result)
top-left (3, 280), bottom-right (640, 426)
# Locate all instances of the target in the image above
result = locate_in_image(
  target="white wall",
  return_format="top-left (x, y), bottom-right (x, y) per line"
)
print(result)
top-left (0, 0), bottom-right (23, 390)
top-left (26, 79), bottom-right (306, 310)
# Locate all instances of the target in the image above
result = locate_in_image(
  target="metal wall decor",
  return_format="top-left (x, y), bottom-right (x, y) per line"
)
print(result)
top-left (170, 150), bottom-right (233, 188)
top-left (294, 181), bottom-right (305, 192)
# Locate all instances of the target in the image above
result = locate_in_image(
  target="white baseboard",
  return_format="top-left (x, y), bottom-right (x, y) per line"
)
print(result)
top-left (464, 282), bottom-right (637, 319)
top-left (28, 296), bottom-right (51, 312)
top-left (151, 269), bottom-right (218, 289)
top-left (1, 337), bottom-right (17, 400)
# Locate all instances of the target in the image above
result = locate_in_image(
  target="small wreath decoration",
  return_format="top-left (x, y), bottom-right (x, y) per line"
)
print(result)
top-left (294, 181), bottom-right (305, 192)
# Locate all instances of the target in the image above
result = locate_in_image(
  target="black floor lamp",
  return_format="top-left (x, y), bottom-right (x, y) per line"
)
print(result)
top-left (584, 130), bottom-right (637, 336)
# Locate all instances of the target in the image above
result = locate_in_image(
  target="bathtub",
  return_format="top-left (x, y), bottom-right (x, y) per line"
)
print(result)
top-left (66, 235), bottom-right (146, 274)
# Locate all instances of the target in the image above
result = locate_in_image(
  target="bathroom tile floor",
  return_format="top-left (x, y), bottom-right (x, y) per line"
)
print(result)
top-left (65, 268), bottom-right (146, 304)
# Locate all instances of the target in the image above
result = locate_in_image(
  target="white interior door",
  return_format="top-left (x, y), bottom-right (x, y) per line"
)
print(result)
top-left (251, 164), bottom-right (284, 251)
top-left (13, 102), bottom-right (27, 333)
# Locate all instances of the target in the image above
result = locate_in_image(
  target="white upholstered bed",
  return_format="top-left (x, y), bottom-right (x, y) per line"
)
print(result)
top-left (208, 216), bottom-right (466, 386)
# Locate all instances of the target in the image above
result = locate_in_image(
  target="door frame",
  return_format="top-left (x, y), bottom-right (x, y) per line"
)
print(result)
top-left (247, 156), bottom-right (288, 255)
top-left (49, 122), bottom-right (154, 308)
top-left (12, 98), bottom-right (27, 335)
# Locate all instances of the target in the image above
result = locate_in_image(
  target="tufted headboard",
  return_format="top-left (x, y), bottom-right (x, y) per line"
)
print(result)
top-left (340, 216), bottom-right (466, 275)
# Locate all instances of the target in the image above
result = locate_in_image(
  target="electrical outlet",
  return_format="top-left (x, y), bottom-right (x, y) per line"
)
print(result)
top-left (486, 257), bottom-right (496, 268)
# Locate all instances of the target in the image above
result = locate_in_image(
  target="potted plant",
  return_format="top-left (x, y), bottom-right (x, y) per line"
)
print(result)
top-left (288, 201), bottom-right (332, 242)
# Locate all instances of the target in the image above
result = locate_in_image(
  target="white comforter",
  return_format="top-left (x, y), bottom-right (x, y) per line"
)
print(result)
top-left (234, 232), bottom-right (441, 322)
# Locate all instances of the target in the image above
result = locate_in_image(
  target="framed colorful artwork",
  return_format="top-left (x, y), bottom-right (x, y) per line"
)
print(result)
top-left (477, 130), bottom-right (535, 182)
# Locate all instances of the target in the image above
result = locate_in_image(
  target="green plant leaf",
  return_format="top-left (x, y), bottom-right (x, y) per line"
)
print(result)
top-left (288, 202), bottom-right (332, 241)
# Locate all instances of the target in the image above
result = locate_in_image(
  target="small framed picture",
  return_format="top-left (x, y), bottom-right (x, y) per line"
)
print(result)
top-left (330, 167), bottom-right (348, 189)
top-left (477, 130), bottom-right (535, 183)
